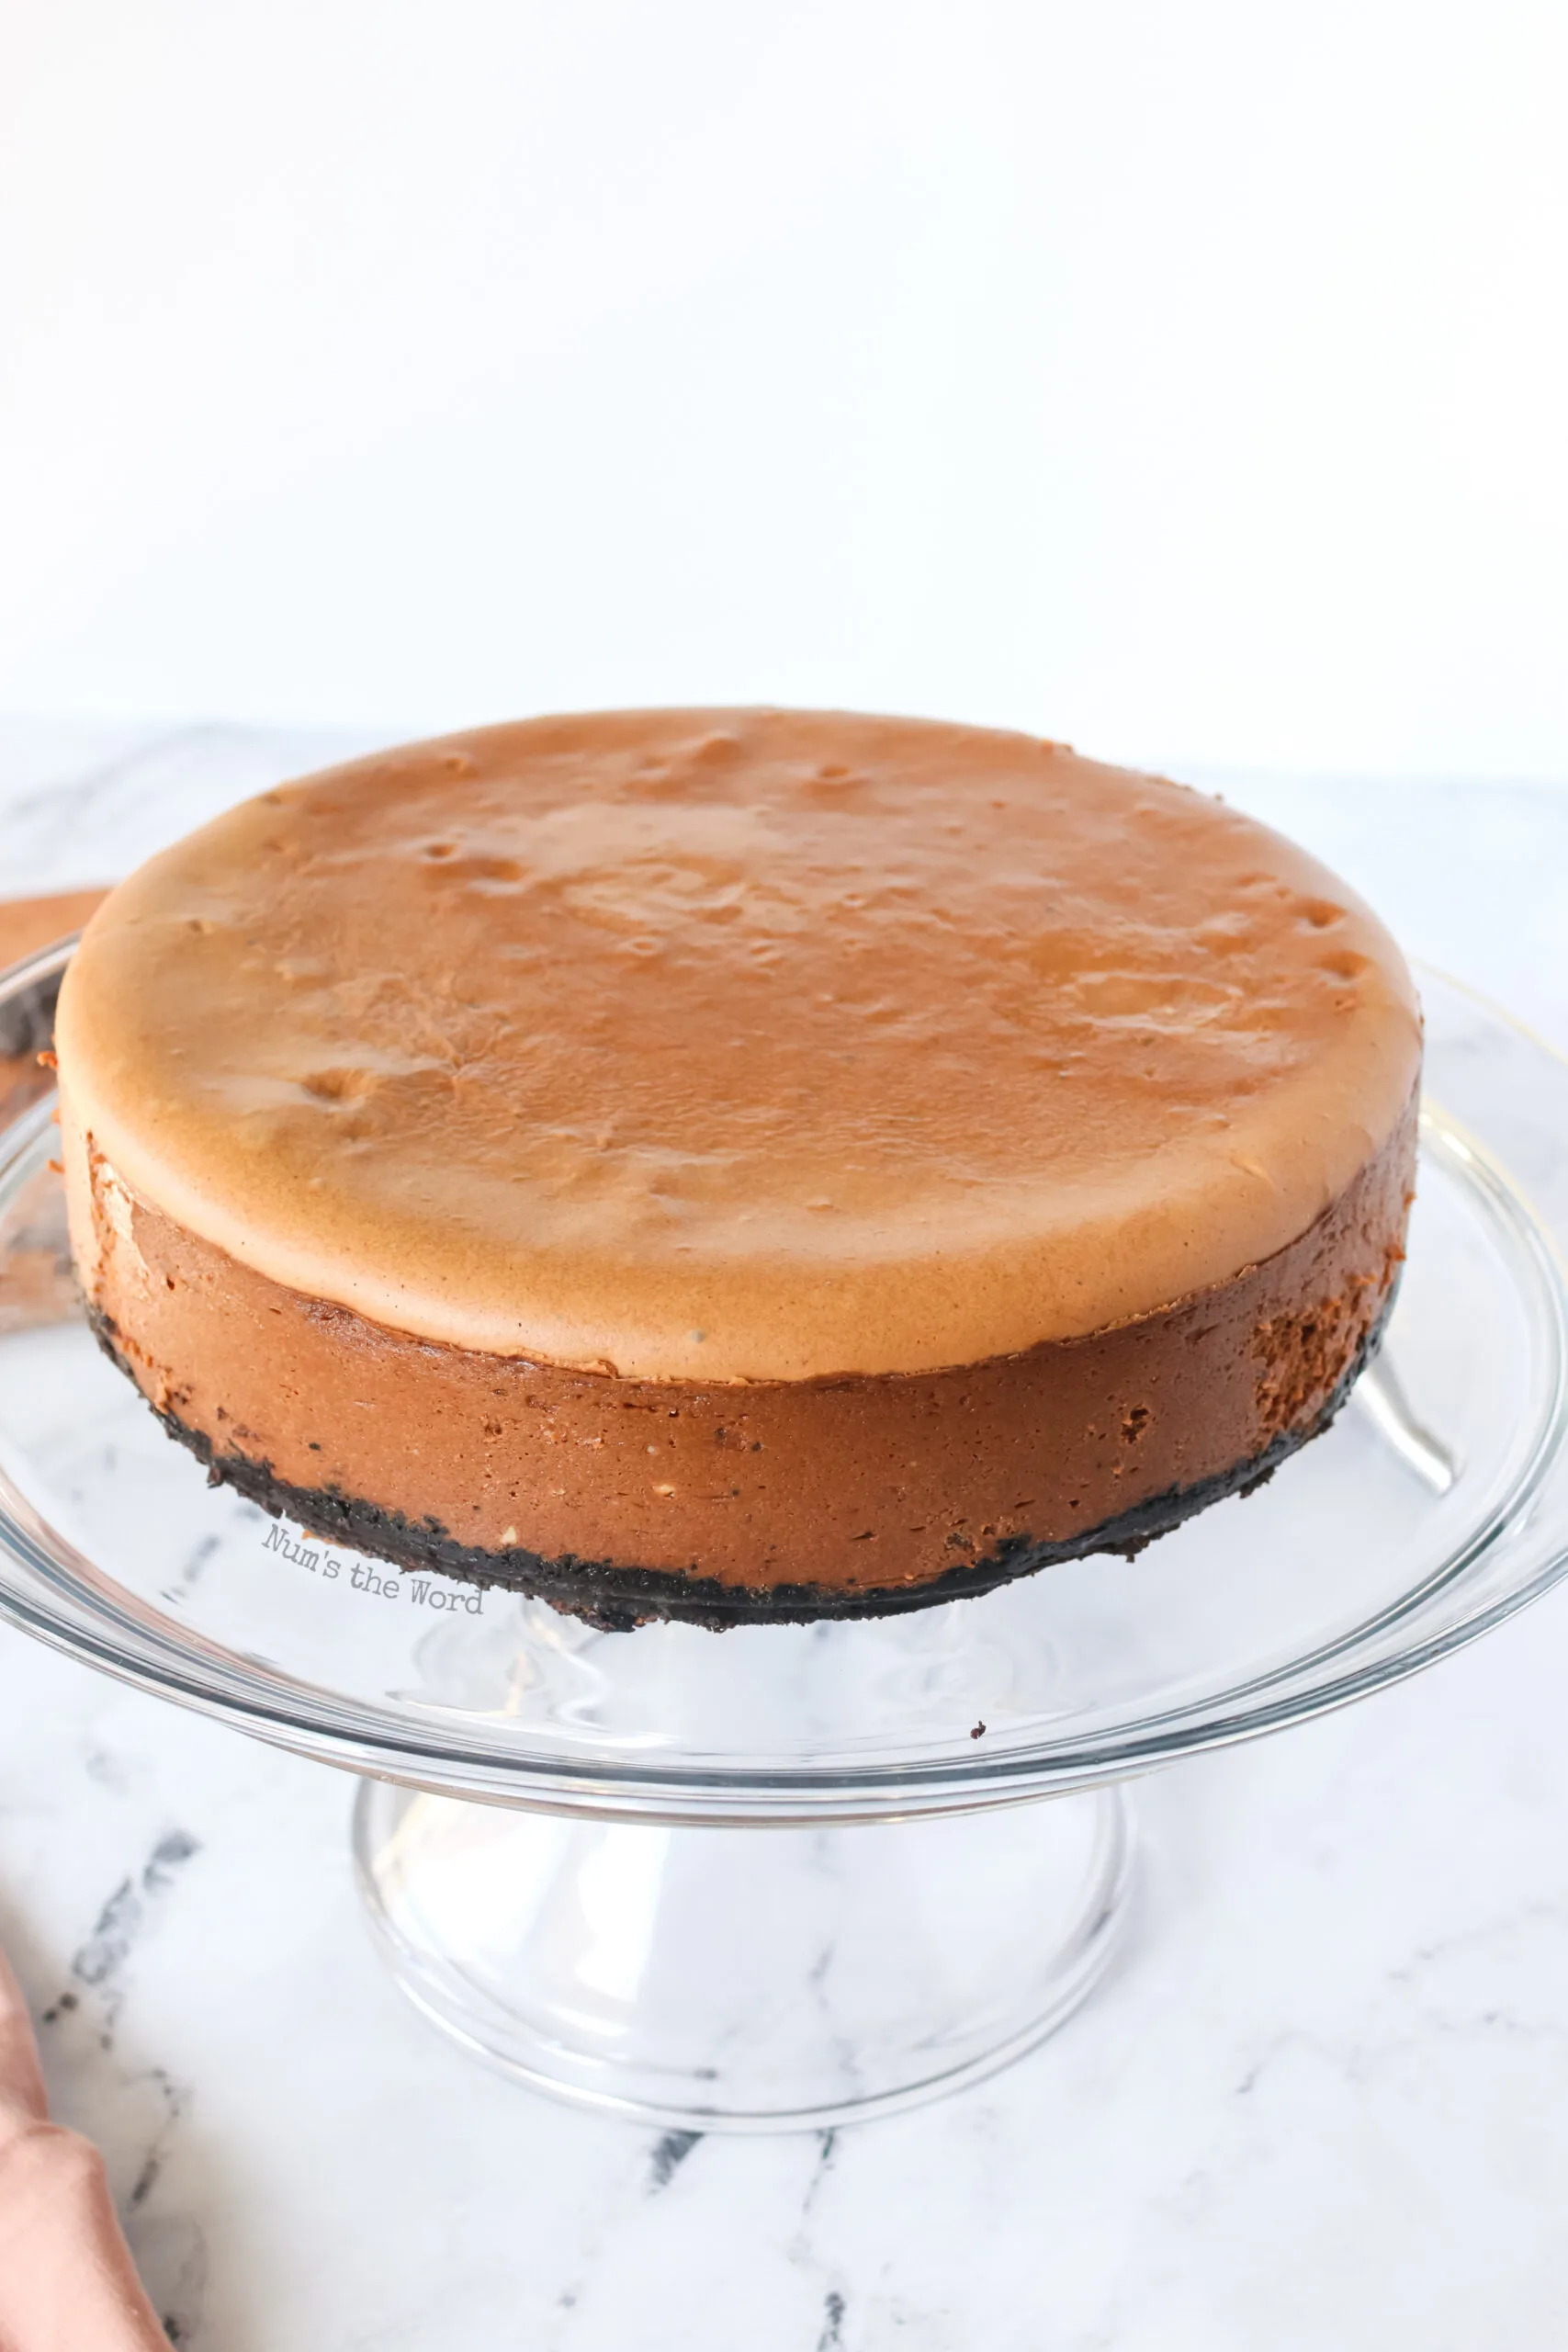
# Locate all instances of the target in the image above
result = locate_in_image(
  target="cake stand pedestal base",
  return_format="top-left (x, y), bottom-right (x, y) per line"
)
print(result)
top-left (353, 1780), bottom-right (1134, 2131)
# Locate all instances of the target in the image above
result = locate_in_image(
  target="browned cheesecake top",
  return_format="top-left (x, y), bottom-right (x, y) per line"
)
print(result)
top-left (54, 709), bottom-right (1421, 1380)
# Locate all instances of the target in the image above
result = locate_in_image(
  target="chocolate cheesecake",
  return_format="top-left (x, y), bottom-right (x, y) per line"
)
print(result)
top-left (0, 892), bottom-right (110, 1334)
top-left (53, 711), bottom-right (1421, 1628)
top-left (1, 890), bottom-right (109, 1122)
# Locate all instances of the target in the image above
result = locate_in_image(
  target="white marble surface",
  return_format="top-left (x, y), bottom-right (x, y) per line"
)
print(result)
top-left (3, 724), bottom-right (1568, 2349)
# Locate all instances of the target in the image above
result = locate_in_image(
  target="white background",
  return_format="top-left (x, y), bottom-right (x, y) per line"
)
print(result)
top-left (2, 0), bottom-right (1566, 779)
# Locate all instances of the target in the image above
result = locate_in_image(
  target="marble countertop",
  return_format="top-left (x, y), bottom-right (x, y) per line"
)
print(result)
top-left (2, 723), bottom-right (1566, 2351)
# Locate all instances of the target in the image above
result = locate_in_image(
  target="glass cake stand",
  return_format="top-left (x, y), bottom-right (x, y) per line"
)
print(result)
top-left (1, 949), bottom-right (1566, 2132)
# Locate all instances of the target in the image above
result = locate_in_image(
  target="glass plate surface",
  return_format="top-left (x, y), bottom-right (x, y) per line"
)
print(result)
top-left (1, 954), bottom-right (1565, 1824)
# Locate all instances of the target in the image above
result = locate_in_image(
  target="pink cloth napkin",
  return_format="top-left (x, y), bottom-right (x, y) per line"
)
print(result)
top-left (0, 1942), bottom-right (164, 2352)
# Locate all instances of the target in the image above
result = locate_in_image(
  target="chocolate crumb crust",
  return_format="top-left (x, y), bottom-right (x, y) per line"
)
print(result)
top-left (90, 1286), bottom-right (1397, 1634)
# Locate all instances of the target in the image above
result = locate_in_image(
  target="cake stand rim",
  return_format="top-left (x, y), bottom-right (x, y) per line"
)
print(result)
top-left (1, 948), bottom-right (1566, 1824)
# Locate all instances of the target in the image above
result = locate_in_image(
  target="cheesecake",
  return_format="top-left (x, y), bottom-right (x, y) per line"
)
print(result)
top-left (52, 711), bottom-right (1422, 1627)
top-left (1, 889), bottom-right (108, 1122)
top-left (1, 891), bottom-right (110, 1335)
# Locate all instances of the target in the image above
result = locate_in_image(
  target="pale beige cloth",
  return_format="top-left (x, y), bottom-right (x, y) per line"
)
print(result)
top-left (0, 1942), bottom-right (165, 2352)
